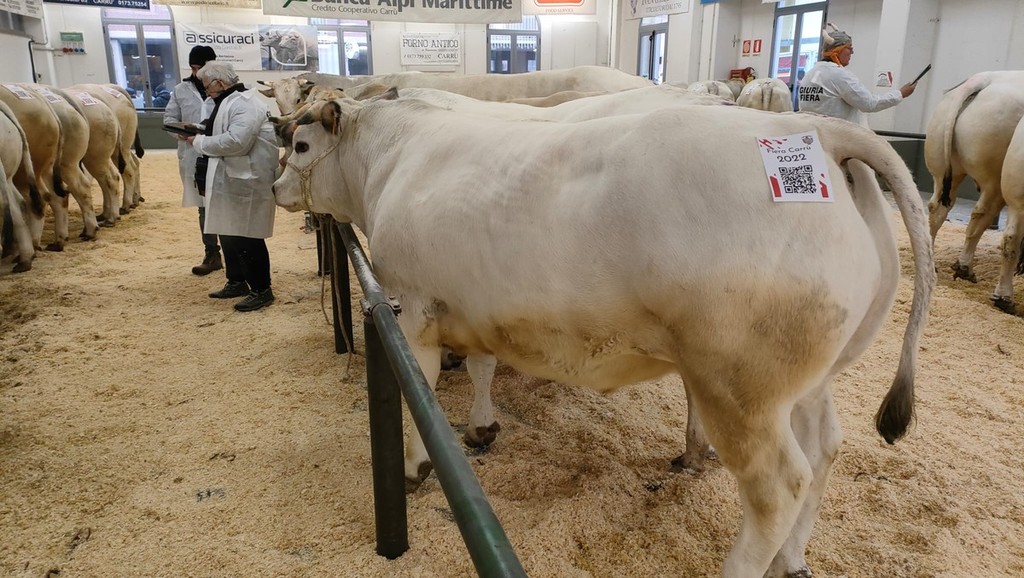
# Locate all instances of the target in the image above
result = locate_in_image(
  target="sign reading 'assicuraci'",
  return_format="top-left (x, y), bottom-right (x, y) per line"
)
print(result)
top-left (43, 0), bottom-right (150, 9)
top-left (261, 0), bottom-right (521, 24)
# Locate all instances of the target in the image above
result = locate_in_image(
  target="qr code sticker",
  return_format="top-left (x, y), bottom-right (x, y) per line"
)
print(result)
top-left (779, 164), bottom-right (815, 195)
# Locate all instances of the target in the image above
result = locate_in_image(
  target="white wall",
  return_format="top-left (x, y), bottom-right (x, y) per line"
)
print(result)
top-left (0, 32), bottom-right (35, 83)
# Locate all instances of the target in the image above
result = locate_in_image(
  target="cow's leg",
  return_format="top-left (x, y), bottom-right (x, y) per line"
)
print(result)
top-left (120, 152), bottom-right (138, 214)
top-left (765, 384), bottom-right (842, 578)
top-left (687, 382), bottom-right (811, 578)
top-left (927, 172), bottom-right (966, 241)
top-left (670, 381), bottom-right (714, 473)
top-left (2, 182), bottom-right (33, 272)
top-left (464, 354), bottom-right (499, 447)
top-left (66, 169), bottom-right (98, 240)
top-left (954, 185), bottom-right (1005, 283)
top-left (397, 325), bottom-right (443, 491)
top-left (44, 179), bottom-right (69, 252)
top-left (95, 161), bottom-right (121, 226)
top-left (991, 206), bottom-right (1022, 313)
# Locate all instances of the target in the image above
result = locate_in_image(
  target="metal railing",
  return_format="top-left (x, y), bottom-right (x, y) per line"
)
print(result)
top-left (324, 219), bottom-right (527, 578)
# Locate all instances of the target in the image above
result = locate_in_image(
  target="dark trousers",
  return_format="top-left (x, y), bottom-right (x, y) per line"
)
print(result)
top-left (220, 235), bottom-right (271, 292)
top-left (198, 207), bottom-right (220, 255)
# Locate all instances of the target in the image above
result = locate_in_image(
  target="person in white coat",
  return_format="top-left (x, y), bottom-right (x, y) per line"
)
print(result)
top-left (797, 23), bottom-right (917, 125)
top-left (186, 62), bottom-right (279, 312)
top-left (165, 45), bottom-right (220, 276)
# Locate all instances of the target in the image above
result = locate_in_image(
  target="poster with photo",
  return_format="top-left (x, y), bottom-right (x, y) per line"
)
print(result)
top-left (259, 25), bottom-right (319, 72)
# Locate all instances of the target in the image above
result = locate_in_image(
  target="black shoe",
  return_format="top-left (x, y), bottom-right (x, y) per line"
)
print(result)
top-left (209, 280), bottom-right (249, 299)
top-left (192, 252), bottom-right (223, 276)
top-left (234, 287), bottom-right (275, 312)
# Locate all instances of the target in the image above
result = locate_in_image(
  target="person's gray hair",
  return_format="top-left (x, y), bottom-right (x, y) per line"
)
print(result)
top-left (197, 62), bottom-right (239, 86)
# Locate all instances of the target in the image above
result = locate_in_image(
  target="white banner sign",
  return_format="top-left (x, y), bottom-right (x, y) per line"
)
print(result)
top-left (400, 32), bottom-right (462, 66)
top-left (625, 0), bottom-right (688, 20)
top-left (157, 0), bottom-right (261, 8)
top-left (177, 24), bottom-right (262, 71)
top-left (7, 0), bottom-right (44, 18)
top-left (523, 0), bottom-right (594, 16)
top-left (261, 0), bottom-right (521, 24)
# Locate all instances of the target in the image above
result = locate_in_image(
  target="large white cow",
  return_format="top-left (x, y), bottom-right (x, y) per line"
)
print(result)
top-left (736, 77), bottom-right (794, 112)
top-left (924, 70), bottom-right (1024, 311)
top-left (686, 79), bottom-right (737, 101)
top-left (0, 99), bottom-right (37, 272)
top-left (69, 84), bottom-right (144, 218)
top-left (273, 95), bottom-right (934, 577)
top-left (21, 83), bottom-right (99, 247)
top-left (303, 65), bottom-right (653, 102)
top-left (994, 117), bottom-right (1024, 312)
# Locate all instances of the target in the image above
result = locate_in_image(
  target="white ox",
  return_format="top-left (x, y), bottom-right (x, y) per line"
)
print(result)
top-left (69, 84), bottom-right (144, 219)
top-left (686, 80), bottom-right (737, 101)
top-left (735, 77), bottom-right (794, 112)
top-left (302, 65), bottom-right (653, 102)
top-left (0, 99), bottom-right (37, 272)
top-left (923, 70), bottom-right (1024, 312)
top-left (995, 117), bottom-right (1024, 312)
top-left (273, 95), bottom-right (934, 577)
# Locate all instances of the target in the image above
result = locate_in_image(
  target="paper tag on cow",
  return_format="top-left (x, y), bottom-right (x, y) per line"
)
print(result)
top-left (36, 87), bottom-right (65, 104)
top-left (756, 131), bottom-right (834, 203)
top-left (72, 91), bottom-right (98, 106)
top-left (3, 84), bottom-right (34, 100)
top-left (102, 86), bottom-right (125, 99)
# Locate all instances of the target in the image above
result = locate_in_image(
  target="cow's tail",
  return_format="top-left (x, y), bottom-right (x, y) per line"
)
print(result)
top-left (133, 129), bottom-right (145, 159)
top-left (937, 74), bottom-right (990, 207)
top-left (830, 119), bottom-right (937, 444)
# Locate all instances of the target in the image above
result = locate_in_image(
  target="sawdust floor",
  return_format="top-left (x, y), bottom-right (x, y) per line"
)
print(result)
top-left (1, 150), bottom-right (1023, 578)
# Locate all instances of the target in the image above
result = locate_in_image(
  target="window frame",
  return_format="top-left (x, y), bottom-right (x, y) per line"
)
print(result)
top-left (308, 18), bottom-right (373, 77)
top-left (101, 5), bottom-right (176, 110)
top-left (487, 16), bottom-right (540, 75)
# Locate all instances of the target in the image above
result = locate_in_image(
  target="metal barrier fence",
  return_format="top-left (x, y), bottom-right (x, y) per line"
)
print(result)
top-left (324, 219), bottom-right (528, 578)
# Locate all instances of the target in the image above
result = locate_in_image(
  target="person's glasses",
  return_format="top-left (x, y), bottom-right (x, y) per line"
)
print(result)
top-left (204, 79), bottom-right (223, 93)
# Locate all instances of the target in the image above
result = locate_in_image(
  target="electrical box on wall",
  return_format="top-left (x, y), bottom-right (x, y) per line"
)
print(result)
top-left (60, 32), bottom-right (85, 54)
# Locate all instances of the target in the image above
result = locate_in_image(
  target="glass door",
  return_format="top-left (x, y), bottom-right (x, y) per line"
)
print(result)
top-left (770, 1), bottom-right (827, 109)
top-left (103, 5), bottom-right (175, 110)
top-left (638, 16), bottom-right (668, 84)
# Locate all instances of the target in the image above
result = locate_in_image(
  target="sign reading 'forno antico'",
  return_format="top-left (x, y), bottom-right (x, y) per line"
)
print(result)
top-left (400, 32), bottom-right (461, 66)
top-left (260, 0), bottom-right (521, 24)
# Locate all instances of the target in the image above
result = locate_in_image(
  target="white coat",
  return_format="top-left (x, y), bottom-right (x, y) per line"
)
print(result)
top-left (192, 88), bottom-right (279, 239)
top-left (798, 61), bottom-right (902, 126)
top-left (164, 79), bottom-right (212, 208)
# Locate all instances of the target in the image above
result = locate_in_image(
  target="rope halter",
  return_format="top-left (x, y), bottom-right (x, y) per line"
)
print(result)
top-left (286, 138), bottom-right (340, 212)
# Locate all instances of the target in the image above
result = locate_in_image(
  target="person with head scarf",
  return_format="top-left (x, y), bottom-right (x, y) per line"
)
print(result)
top-left (164, 45), bottom-right (222, 276)
top-left (185, 62), bottom-right (279, 312)
top-left (797, 23), bottom-right (917, 125)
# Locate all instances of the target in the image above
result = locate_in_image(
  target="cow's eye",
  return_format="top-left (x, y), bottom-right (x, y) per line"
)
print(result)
top-left (295, 141), bottom-right (309, 154)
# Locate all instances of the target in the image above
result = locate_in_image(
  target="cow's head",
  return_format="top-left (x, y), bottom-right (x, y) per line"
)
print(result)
top-left (273, 89), bottom-right (399, 221)
top-left (257, 78), bottom-right (312, 115)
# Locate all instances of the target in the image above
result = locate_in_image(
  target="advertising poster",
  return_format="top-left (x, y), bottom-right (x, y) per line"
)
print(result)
top-left (400, 32), bottom-right (461, 66)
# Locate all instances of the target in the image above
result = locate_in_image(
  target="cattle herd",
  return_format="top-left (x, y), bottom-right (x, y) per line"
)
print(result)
top-left (3, 65), bottom-right (1024, 577)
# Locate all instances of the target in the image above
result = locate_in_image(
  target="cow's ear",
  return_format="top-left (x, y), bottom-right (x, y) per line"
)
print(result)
top-left (321, 101), bottom-right (343, 136)
top-left (259, 88), bottom-right (275, 98)
top-left (257, 79), bottom-right (270, 86)
top-left (381, 87), bottom-right (399, 101)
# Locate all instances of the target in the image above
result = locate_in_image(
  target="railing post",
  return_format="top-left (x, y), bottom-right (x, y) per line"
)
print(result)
top-left (328, 219), bottom-right (354, 354)
top-left (364, 309), bottom-right (409, 559)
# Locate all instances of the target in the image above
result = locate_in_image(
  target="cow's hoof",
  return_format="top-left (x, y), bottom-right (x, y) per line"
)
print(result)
top-left (137, 196), bottom-right (145, 203)
top-left (669, 447), bottom-right (717, 474)
top-left (464, 422), bottom-right (500, 448)
top-left (45, 243), bottom-right (64, 252)
top-left (950, 262), bottom-right (977, 283)
top-left (100, 220), bottom-right (116, 228)
top-left (80, 231), bottom-right (97, 241)
top-left (119, 208), bottom-right (130, 215)
top-left (990, 295), bottom-right (1016, 314)
top-left (12, 261), bottom-right (32, 273)
top-left (405, 461), bottom-right (433, 493)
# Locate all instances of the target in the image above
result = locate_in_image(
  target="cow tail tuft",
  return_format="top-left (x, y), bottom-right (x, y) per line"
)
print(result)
top-left (940, 169), bottom-right (953, 207)
top-left (28, 183), bottom-right (44, 216)
top-left (117, 148), bottom-right (126, 175)
top-left (1017, 236), bottom-right (1024, 276)
top-left (133, 130), bottom-right (145, 159)
top-left (876, 372), bottom-right (915, 444)
top-left (53, 164), bottom-right (68, 198)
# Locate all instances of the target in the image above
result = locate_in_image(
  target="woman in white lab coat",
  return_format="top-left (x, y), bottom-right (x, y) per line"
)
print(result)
top-left (187, 62), bottom-right (280, 312)
top-left (797, 23), bottom-right (916, 126)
